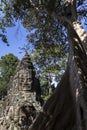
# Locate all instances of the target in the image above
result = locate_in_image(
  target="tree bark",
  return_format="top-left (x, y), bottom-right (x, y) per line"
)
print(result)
top-left (68, 22), bottom-right (87, 130)
top-left (30, 67), bottom-right (77, 130)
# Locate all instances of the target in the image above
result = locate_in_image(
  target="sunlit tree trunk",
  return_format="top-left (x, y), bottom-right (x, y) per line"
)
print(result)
top-left (68, 22), bottom-right (87, 130)
top-left (67, 1), bottom-right (87, 129)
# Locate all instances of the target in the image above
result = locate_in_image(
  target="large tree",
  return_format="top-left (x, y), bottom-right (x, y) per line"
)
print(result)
top-left (0, 0), bottom-right (87, 130)
top-left (0, 53), bottom-right (19, 98)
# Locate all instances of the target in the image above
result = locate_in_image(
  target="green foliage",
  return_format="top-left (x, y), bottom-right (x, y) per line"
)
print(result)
top-left (0, 0), bottom-right (87, 96)
top-left (0, 53), bottom-right (19, 98)
top-left (0, 0), bottom-right (87, 44)
top-left (0, 34), bottom-right (8, 45)
top-left (30, 43), bottom-right (67, 82)
top-left (40, 76), bottom-right (49, 95)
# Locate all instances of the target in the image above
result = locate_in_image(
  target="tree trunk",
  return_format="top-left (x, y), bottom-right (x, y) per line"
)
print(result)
top-left (29, 0), bottom-right (87, 129)
top-left (30, 66), bottom-right (77, 130)
top-left (68, 21), bottom-right (87, 130)
top-left (29, 23), bottom-right (87, 130)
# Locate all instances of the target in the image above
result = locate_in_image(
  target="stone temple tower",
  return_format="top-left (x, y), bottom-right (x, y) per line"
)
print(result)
top-left (14, 53), bottom-right (35, 91)
top-left (0, 53), bottom-right (43, 130)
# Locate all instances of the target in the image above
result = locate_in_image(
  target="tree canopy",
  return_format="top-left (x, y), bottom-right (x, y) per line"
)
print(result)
top-left (0, 0), bottom-right (87, 85)
top-left (0, 53), bottom-right (19, 98)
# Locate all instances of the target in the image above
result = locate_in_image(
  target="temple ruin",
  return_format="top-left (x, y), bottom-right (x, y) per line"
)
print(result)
top-left (0, 53), bottom-right (43, 130)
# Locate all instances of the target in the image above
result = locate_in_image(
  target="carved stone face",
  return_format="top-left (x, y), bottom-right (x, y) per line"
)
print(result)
top-left (18, 69), bottom-right (33, 91)
top-left (23, 78), bottom-right (33, 90)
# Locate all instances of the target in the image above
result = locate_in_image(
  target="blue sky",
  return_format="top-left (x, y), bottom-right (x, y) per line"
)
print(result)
top-left (0, 19), bottom-right (87, 60)
top-left (0, 22), bottom-right (29, 59)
